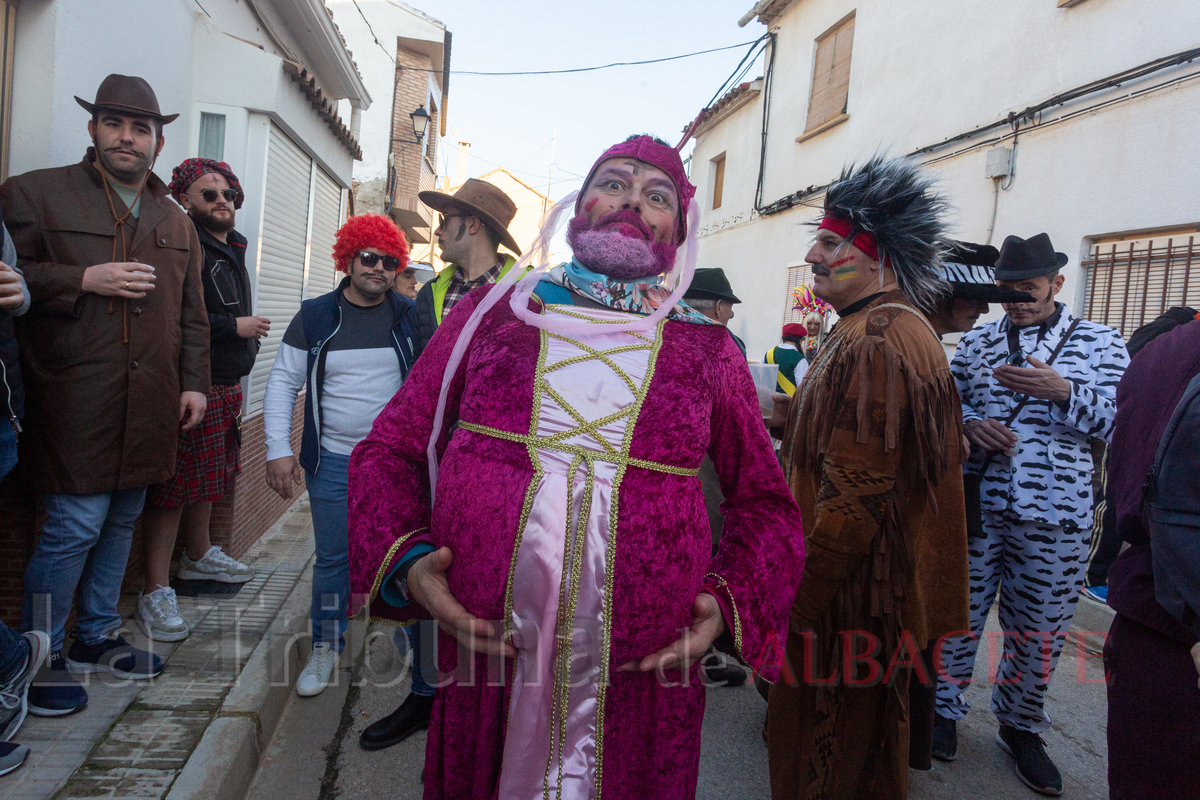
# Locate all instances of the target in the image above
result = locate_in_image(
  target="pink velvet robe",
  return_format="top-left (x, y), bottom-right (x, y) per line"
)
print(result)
top-left (348, 286), bottom-right (804, 800)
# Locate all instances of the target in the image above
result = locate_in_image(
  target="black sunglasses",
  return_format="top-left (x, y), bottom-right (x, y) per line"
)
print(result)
top-left (357, 251), bottom-right (401, 271)
top-left (200, 188), bottom-right (239, 203)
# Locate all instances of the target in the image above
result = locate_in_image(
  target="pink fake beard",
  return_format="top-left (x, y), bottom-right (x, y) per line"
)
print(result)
top-left (566, 210), bottom-right (677, 281)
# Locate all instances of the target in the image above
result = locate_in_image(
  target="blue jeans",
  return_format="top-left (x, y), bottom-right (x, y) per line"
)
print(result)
top-left (21, 488), bottom-right (147, 651)
top-left (401, 624), bottom-right (435, 696)
top-left (307, 450), bottom-right (351, 653)
top-left (0, 619), bottom-right (27, 684)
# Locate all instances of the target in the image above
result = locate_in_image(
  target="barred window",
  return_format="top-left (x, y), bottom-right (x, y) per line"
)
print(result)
top-left (1082, 231), bottom-right (1200, 339)
top-left (783, 263), bottom-right (815, 325)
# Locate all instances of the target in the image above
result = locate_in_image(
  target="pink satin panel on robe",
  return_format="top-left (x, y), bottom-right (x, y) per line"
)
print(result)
top-left (499, 308), bottom-right (652, 800)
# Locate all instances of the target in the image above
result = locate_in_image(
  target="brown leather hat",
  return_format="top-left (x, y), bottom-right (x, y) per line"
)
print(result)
top-left (419, 178), bottom-right (521, 255)
top-left (75, 74), bottom-right (179, 124)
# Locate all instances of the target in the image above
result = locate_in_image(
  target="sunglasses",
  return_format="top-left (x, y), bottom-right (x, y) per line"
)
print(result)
top-left (200, 188), bottom-right (239, 203)
top-left (437, 214), bottom-right (461, 229)
top-left (356, 251), bottom-right (401, 271)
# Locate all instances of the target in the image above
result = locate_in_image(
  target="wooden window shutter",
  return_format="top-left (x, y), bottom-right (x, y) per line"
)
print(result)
top-left (804, 15), bottom-right (855, 134)
top-left (712, 156), bottom-right (726, 211)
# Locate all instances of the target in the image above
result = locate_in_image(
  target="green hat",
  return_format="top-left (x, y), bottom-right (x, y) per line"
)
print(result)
top-left (684, 268), bottom-right (741, 303)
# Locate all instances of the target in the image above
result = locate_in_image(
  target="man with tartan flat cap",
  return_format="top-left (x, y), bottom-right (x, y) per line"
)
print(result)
top-left (137, 158), bottom-right (269, 643)
top-left (935, 230), bottom-right (1129, 795)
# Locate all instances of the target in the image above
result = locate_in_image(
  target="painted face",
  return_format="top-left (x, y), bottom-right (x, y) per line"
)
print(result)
top-left (393, 266), bottom-right (418, 299)
top-left (578, 158), bottom-right (679, 243)
top-left (804, 228), bottom-right (879, 311)
top-left (88, 111), bottom-right (161, 184)
top-left (999, 273), bottom-right (1063, 327)
top-left (948, 296), bottom-right (990, 333)
top-left (182, 172), bottom-right (236, 233)
top-left (349, 246), bottom-right (393, 300)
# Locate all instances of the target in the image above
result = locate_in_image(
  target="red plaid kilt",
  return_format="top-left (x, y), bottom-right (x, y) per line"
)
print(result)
top-left (148, 384), bottom-right (243, 507)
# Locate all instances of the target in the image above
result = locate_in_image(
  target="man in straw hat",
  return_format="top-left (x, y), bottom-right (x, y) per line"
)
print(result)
top-left (0, 74), bottom-right (209, 716)
top-left (347, 134), bottom-right (803, 799)
top-left (935, 233), bottom-right (1128, 795)
top-left (413, 178), bottom-right (523, 354)
top-left (769, 155), bottom-right (969, 800)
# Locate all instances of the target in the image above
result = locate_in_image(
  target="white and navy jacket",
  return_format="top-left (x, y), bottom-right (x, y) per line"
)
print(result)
top-left (951, 304), bottom-right (1129, 531)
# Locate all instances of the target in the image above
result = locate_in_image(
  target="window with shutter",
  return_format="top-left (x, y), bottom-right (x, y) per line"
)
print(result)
top-left (783, 263), bottom-right (816, 325)
top-left (711, 155), bottom-right (726, 211)
top-left (247, 124), bottom-right (314, 413)
top-left (802, 14), bottom-right (855, 138)
top-left (1083, 230), bottom-right (1200, 339)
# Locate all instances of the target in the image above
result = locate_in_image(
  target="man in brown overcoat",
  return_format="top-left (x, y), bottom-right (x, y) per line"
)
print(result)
top-left (0, 75), bottom-right (209, 716)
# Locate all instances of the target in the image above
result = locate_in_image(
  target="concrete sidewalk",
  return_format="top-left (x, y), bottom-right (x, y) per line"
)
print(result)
top-left (0, 499), bottom-right (314, 800)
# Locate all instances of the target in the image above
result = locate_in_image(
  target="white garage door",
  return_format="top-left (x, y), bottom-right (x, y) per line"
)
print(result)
top-left (307, 166), bottom-right (344, 297)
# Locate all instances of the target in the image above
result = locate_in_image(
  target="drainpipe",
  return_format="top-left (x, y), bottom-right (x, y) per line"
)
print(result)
top-left (350, 104), bottom-right (362, 142)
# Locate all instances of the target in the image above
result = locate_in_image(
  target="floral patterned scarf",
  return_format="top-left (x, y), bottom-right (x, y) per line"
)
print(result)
top-left (553, 260), bottom-right (715, 325)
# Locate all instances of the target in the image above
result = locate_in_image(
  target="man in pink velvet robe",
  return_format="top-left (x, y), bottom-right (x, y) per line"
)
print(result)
top-left (348, 135), bottom-right (804, 800)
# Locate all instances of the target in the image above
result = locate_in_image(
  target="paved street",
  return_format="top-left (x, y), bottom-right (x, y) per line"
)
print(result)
top-left (251, 606), bottom-right (1109, 800)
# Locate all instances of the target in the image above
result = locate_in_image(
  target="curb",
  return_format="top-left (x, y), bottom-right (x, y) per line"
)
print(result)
top-left (166, 559), bottom-right (314, 800)
top-left (1070, 592), bottom-right (1115, 656)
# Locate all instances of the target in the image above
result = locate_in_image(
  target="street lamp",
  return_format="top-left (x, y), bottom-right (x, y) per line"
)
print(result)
top-left (409, 105), bottom-right (430, 144)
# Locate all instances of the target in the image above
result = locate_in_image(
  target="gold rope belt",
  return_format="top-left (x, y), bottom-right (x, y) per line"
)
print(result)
top-left (458, 421), bottom-right (699, 477)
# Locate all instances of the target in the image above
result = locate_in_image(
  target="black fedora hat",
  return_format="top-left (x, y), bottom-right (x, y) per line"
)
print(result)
top-left (994, 233), bottom-right (1068, 281)
top-left (684, 268), bottom-right (741, 303)
top-left (75, 74), bottom-right (179, 124)
top-left (943, 240), bottom-right (1035, 303)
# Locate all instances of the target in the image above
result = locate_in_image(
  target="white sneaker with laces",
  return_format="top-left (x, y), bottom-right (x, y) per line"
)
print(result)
top-left (296, 643), bottom-right (338, 697)
top-left (138, 586), bottom-right (190, 642)
top-left (177, 546), bottom-right (254, 583)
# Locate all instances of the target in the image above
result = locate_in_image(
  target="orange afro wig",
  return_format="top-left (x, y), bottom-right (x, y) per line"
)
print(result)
top-left (332, 213), bottom-right (409, 274)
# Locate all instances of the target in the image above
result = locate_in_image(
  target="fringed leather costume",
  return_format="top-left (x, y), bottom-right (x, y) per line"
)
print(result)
top-left (769, 290), bottom-right (968, 800)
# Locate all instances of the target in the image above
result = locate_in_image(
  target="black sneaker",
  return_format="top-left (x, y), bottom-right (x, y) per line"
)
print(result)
top-left (66, 635), bottom-right (163, 681)
top-left (931, 714), bottom-right (957, 762)
top-left (27, 651), bottom-right (88, 717)
top-left (1, 631), bottom-right (51, 740)
top-left (996, 724), bottom-right (1063, 796)
top-left (0, 741), bottom-right (30, 776)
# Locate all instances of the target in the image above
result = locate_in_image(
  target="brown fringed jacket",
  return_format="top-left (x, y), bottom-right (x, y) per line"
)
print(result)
top-left (781, 290), bottom-right (968, 662)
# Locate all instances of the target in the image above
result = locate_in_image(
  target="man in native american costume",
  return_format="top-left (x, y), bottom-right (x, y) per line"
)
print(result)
top-left (347, 134), bottom-right (804, 800)
top-left (767, 156), bottom-right (969, 800)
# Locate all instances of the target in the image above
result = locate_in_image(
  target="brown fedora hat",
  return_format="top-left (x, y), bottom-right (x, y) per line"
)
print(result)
top-left (75, 74), bottom-right (179, 124)
top-left (419, 178), bottom-right (521, 255)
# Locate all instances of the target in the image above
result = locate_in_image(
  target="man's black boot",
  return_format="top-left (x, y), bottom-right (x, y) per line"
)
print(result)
top-left (996, 724), bottom-right (1063, 796)
top-left (360, 693), bottom-right (434, 752)
top-left (931, 715), bottom-right (957, 762)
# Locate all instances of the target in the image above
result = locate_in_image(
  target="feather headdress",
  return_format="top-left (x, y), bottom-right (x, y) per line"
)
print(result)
top-left (816, 155), bottom-right (950, 312)
top-left (792, 284), bottom-right (832, 315)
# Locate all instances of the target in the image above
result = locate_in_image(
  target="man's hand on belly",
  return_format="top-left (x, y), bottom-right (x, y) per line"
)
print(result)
top-left (618, 592), bottom-right (726, 675)
top-left (408, 546), bottom-right (516, 659)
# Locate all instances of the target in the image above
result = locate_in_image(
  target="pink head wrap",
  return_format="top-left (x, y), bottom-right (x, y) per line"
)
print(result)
top-left (574, 135), bottom-right (697, 243)
top-left (424, 136), bottom-right (702, 491)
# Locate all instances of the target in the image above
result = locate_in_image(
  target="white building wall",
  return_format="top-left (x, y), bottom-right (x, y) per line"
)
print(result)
top-left (690, 0), bottom-right (1200, 359)
top-left (326, 0), bottom-right (445, 186)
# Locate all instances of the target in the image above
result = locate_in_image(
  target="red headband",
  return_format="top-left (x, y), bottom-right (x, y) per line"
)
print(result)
top-left (817, 216), bottom-right (880, 262)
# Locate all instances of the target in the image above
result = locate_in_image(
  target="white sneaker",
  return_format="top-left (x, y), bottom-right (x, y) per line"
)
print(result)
top-left (177, 546), bottom-right (254, 583)
top-left (296, 643), bottom-right (338, 697)
top-left (137, 586), bottom-right (190, 642)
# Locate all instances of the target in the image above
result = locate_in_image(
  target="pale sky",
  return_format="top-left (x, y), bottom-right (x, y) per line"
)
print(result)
top-left (389, 0), bottom-right (765, 201)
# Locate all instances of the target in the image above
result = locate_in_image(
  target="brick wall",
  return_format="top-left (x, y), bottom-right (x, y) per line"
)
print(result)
top-left (391, 45), bottom-right (440, 201)
top-left (0, 396), bottom-right (306, 627)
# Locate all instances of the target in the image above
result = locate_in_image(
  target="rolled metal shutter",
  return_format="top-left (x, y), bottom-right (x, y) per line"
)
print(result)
top-left (307, 166), bottom-right (344, 298)
top-left (248, 123), bottom-right (313, 412)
